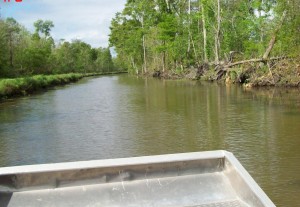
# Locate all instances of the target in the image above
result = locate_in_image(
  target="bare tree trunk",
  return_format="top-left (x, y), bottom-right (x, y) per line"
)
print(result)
top-left (258, 10), bottom-right (264, 43)
top-left (263, 36), bottom-right (276, 60)
top-left (165, 0), bottom-right (170, 11)
top-left (131, 57), bottom-right (138, 75)
top-left (191, 34), bottom-right (198, 60)
top-left (141, 17), bottom-right (147, 73)
top-left (201, 0), bottom-right (208, 62)
top-left (227, 56), bottom-right (287, 68)
top-left (214, 0), bottom-right (221, 64)
top-left (142, 35), bottom-right (147, 73)
top-left (9, 32), bottom-right (13, 67)
top-left (262, 11), bottom-right (287, 60)
top-left (162, 51), bottom-right (166, 73)
top-left (187, 0), bottom-right (191, 55)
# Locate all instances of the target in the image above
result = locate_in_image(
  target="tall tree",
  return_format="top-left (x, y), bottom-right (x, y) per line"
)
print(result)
top-left (214, 0), bottom-right (221, 63)
top-left (34, 20), bottom-right (54, 38)
top-left (200, 0), bottom-right (208, 62)
top-left (5, 18), bottom-right (20, 67)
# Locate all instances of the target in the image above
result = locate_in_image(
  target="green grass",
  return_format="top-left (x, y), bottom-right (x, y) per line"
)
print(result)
top-left (0, 73), bottom-right (83, 99)
top-left (0, 71), bottom-right (128, 100)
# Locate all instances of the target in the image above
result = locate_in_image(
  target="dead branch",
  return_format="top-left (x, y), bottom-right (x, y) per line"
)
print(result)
top-left (225, 56), bottom-right (288, 68)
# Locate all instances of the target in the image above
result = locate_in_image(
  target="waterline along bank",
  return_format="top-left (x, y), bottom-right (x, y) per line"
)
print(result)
top-left (0, 72), bottom-right (126, 100)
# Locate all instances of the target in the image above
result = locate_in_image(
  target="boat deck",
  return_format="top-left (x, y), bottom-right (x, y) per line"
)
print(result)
top-left (0, 151), bottom-right (274, 207)
top-left (4, 173), bottom-right (249, 207)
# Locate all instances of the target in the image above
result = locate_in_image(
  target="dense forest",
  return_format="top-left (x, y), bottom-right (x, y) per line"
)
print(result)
top-left (109, 0), bottom-right (300, 84)
top-left (0, 18), bottom-right (117, 78)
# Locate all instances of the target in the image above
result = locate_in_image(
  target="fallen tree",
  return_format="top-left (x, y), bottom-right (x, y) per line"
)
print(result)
top-left (226, 56), bottom-right (288, 68)
top-left (212, 10), bottom-right (289, 81)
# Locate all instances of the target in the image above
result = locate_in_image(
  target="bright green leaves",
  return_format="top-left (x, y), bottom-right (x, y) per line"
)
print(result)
top-left (50, 40), bottom-right (114, 74)
top-left (157, 14), bottom-right (177, 43)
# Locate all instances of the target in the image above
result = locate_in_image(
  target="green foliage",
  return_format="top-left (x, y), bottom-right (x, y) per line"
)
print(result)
top-left (50, 40), bottom-right (114, 74)
top-left (109, 0), bottom-right (299, 74)
top-left (34, 20), bottom-right (54, 37)
top-left (0, 18), bottom-right (116, 78)
top-left (95, 48), bottom-right (114, 72)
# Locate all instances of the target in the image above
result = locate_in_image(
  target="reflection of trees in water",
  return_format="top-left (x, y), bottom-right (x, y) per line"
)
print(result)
top-left (232, 85), bottom-right (300, 206)
top-left (127, 79), bottom-right (230, 154)
top-left (123, 78), bottom-right (300, 207)
top-left (0, 139), bottom-right (7, 167)
top-left (243, 87), bottom-right (300, 109)
top-left (0, 100), bottom-right (25, 167)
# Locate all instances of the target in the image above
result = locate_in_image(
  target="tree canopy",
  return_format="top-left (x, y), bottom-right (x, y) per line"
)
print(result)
top-left (0, 18), bottom-right (117, 78)
top-left (109, 0), bottom-right (300, 74)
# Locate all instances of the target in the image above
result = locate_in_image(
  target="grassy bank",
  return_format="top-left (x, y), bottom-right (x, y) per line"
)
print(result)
top-left (0, 73), bottom-right (83, 100)
top-left (0, 71), bottom-right (127, 100)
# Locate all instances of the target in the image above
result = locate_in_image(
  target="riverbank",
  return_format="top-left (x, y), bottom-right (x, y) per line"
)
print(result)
top-left (150, 57), bottom-right (300, 88)
top-left (0, 71), bottom-right (126, 100)
top-left (240, 58), bottom-right (300, 88)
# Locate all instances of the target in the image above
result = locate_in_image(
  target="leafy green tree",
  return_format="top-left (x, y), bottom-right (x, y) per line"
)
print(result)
top-left (5, 18), bottom-right (21, 68)
top-left (0, 17), bottom-right (116, 78)
top-left (110, 12), bottom-right (143, 74)
top-left (18, 20), bottom-right (55, 74)
top-left (95, 48), bottom-right (114, 72)
top-left (157, 13), bottom-right (177, 71)
top-left (272, 0), bottom-right (300, 56)
top-left (0, 19), bottom-right (9, 73)
top-left (34, 20), bottom-right (54, 38)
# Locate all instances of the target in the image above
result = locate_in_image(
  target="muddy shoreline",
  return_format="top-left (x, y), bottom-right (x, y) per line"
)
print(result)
top-left (145, 58), bottom-right (300, 88)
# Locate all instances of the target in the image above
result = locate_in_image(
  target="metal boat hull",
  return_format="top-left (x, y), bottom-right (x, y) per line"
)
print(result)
top-left (0, 151), bottom-right (275, 207)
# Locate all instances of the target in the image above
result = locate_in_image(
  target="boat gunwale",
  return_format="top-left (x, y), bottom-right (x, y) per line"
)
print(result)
top-left (0, 150), bottom-right (226, 175)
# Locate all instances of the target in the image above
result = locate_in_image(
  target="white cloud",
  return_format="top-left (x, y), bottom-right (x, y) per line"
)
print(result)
top-left (0, 0), bottom-right (126, 47)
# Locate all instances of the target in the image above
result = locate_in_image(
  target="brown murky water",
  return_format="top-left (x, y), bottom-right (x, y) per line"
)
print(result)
top-left (0, 75), bottom-right (299, 206)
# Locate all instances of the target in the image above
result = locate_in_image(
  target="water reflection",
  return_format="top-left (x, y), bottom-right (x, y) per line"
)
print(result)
top-left (0, 75), bottom-right (299, 206)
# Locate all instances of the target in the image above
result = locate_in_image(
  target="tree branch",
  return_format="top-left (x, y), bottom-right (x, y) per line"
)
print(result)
top-left (226, 56), bottom-right (288, 68)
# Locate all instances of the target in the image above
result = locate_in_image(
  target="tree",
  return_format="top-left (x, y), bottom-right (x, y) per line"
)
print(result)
top-left (0, 17), bottom-right (116, 78)
top-left (108, 0), bottom-right (299, 74)
top-left (200, 0), bottom-right (208, 62)
top-left (110, 12), bottom-right (143, 74)
top-left (5, 18), bottom-right (20, 68)
top-left (214, 0), bottom-right (221, 63)
top-left (0, 19), bottom-right (9, 72)
top-left (98, 48), bottom-right (114, 72)
top-left (34, 20), bottom-right (54, 38)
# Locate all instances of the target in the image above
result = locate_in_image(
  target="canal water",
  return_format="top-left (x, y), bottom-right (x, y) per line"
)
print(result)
top-left (0, 75), bottom-right (299, 206)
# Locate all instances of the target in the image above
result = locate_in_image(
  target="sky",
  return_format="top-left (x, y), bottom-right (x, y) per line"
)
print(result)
top-left (0, 0), bottom-right (126, 48)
